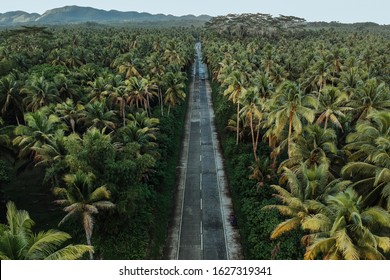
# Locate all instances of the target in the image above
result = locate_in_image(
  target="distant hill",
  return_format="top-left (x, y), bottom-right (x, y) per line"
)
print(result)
top-left (0, 5), bottom-right (212, 26)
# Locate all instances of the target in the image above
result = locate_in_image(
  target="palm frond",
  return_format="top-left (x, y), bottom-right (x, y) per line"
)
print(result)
top-left (45, 245), bottom-right (93, 260)
top-left (270, 217), bottom-right (300, 239)
top-left (25, 230), bottom-right (70, 260)
top-left (335, 229), bottom-right (359, 260)
top-left (302, 214), bottom-right (331, 232)
top-left (374, 236), bottom-right (390, 253)
top-left (304, 237), bottom-right (335, 260)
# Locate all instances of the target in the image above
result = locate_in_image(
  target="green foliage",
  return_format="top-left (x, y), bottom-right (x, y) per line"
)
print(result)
top-left (0, 201), bottom-right (92, 260)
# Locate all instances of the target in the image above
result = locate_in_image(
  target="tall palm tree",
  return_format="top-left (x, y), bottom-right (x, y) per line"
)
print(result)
top-left (279, 124), bottom-right (338, 173)
top-left (239, 86), bottom-right (264, 160)
top-left (268, 81), bottom-right (318, 156)
top-left (108, 82), bottom-right (129, 127)
top-left (162, 71), bottom-right (187, 116)
top-left (342, 111), bottom-right (390, 208)
top-left (87, 76), bottom-right (110, 103)
top-left (305, 59), bottom-right (331, 93)
top-left (54, 73), bottom-right (80, 102)
top-left (55, 99), bottom-right (85, 133)
top-left (223, 70), bottom-right (247, 144)
top-left (303, 188), bottom-right (390, 260)
top-left (264, 163), bottom-right (347, 239)
top-left (53, 170), bottom-right (115, 260)
top-left (316, 86), bottom-right (351, 131)
top-left (22, 76), bottom-right (60, 112)
top-left (32, 130), bottom-right (68, 185)
top-left (79, 101), bottom-right (116, 132)
top-left (0, 201), bottom-right (92, 260)
top-left (13, 109), bottom-right (66, 159)
top-left (112, 52), bottom-right (141, 79)
top-left (0, 74), bottom-right (24, 124)
top-left (349, 78), bottom-right (390, 121)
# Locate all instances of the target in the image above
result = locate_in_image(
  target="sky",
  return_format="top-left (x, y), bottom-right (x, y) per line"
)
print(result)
top-left (0, 0), bottom-right (389, 24)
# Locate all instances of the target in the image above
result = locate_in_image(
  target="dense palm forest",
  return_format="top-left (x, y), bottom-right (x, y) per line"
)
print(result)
top-left (0, 25), bottom-right (194, 259)
top-left (203, 14), bottom-right (390, 259)
top-left (0, 13), bottom-right (389, 260)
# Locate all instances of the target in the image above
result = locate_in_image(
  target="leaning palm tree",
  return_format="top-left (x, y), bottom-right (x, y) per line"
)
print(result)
top-left (0, 201), bottom-right (92, 260)
top-left (53, 171), bottom-right (115, 260)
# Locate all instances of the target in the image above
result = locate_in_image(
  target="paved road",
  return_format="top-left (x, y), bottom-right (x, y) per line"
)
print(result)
top-left (177, 42), bottom-right (227, 260)
top-left (165, 42), bottom-right (242, 260)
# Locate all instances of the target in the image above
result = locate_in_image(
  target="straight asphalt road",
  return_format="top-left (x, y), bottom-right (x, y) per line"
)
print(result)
top-left (177, 42), bottom-right (227, 260)
top-left (165, 42), bottom-right (242, 260)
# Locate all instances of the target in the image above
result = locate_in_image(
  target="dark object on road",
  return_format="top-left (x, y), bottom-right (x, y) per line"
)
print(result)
top-left (229, 214), bottom-right (237, 227)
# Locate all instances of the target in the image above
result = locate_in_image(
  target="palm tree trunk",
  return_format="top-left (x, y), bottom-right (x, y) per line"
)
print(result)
top-left (236, 101), bottom-right (240, 145)
top-left (122, 103), bottom-right (126, 127)
top-left (83, 213), bottom-right (94, 260)
top-left (146, 94), bottom-right (151, 117)
top-left (70, 118), bottom-right (76, 133)
top-left (288, 110), bottom-right (293, 156)
top-left (324, 115), bottom-right (329, 130)
top-left (250, 114), bottom-right (257, 160)
top-left (159, 89), bottom-right (164, 116)
top-left (255, 123), bottom-right (260, 156)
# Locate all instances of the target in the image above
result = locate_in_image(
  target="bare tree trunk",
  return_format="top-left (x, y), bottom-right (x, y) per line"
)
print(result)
top-left (159, 89), bottom-right (164, 116)
top-left (236, 101), bottom-right (240, 145)
top-left (250, 114), bottom-right (257, 161)
top-left (324, 115), bottom-right (329, 130)
top-left (288, 110), bottom-right (293, 157)
top-left (83, 214), bottom-right (94, 260)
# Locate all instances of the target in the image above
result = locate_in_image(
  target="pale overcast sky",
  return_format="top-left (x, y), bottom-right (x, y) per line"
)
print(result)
top-left (0, 0), bottom-right (389, 24)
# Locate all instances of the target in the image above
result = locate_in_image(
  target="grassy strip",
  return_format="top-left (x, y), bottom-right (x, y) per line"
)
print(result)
top-left (148, 92), bottom-right (188, 259)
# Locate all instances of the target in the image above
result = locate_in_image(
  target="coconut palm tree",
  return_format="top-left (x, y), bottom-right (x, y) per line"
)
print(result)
top-left (162, 71), bottom-right (187, 116)
top-left (0, 201), bottom-right (92, 260)
top-left (54, 73), bottom-right (80, 102)
top-left (79, 101), bottom-right (116, 132)
top-left (0, 74), bottom-right (24, 124)
top-left (303, 188), bottom-right (390, 260)
top-left (13, 109), bottom-right (66, 159)
top-left (53, 170), bottom-right (115, 260)
top-left (264, 163), bottom-right (347, 240)
top-left (239, 86), bottom-right (264, 160)
top-left (316, 86), bottom-right (351, 131)
top-left (22, 76), bottom-right (60, 112)
top-left (223, 70), bottom-right (247, 144)
top-left (268, 81), bottom-right (318, 156)
top-left (55, 99), bottom-right (85, 133)
top-left (342, 111), bottom-right (390, 208)
top-left (112, 52), bottom-right (141, 79)
top-left (279, 124), bottom-right (339, 174)
top-left (348, 78), bottom-right (390, 121)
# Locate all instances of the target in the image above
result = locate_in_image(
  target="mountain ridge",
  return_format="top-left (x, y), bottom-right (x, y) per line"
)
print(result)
top-left (0, 5), bottom-right (212, 25)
